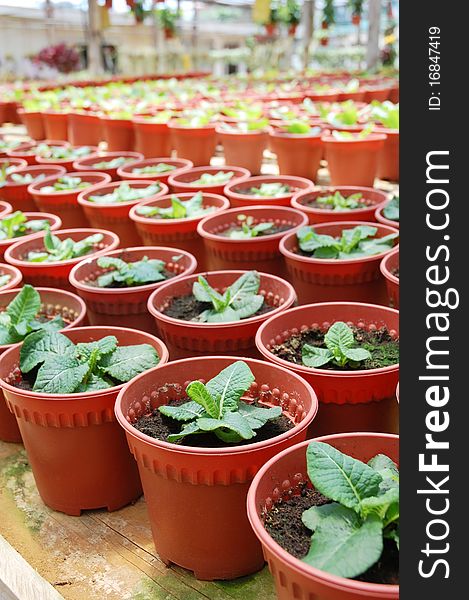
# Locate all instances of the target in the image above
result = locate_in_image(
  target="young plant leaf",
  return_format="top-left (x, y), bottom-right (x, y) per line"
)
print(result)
top-left (20, 330), bottom-right (75, 373)
top-left (33, 354), bottom-right (89, 394)
top-left (206, 360), bottom-right (255, 416)
top-left (6, 285), bottom-right (41, 326)
top-left (99, 343), bottom-right (159, 382)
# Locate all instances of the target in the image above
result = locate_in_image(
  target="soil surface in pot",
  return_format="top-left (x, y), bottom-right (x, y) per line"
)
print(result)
top-left (133, 392), bottom-right (294, 447)
top-left (271, 326), bottom-right (399, 370)
top-left (162, 294), bottom-right (274, 321)
top-left (263, 484), bottom-right (399, 585)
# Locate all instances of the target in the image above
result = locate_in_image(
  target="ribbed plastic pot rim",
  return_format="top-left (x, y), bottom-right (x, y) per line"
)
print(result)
top-left (255, 301), bottom-right (399, 377)
top-left (129, 192), bottom-right (230, 227)
top-left (0, 325), bottom-right (169, 399)
top-left (215, 126), bottom-right (271, 136)
top-left (380, 247), bottom-right (399, 285)
top-left (4, 228), bottom-right (120, 268)
top-left (246, 432), bottom-right (399, 596)
top-left (269, 130), bottom-right (323, 140)
top-left (114, 354), bottom-right (318, 456)
top-left (147, 269), bottom-right (297, 329)
top-left (321, 132), bottom-right (387, 143)
top-left (279, 222), bottom-right (399, 267)
top-left (197, 204), bottom-right (308, 243)
top-left (69, 246), bottom-right (197, 296)
top-left (77, 180), bottom-right (169, 209)
top-left (291, 187), bottom-right (390, 217)
top-left (27, 172), bottom-right (112, 197)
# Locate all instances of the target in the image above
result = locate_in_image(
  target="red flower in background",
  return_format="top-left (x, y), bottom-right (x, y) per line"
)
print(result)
top-left (34, 43), bottom-right (80, 74)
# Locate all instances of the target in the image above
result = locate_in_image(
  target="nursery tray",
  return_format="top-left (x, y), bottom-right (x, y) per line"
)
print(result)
top-left (0, 441), bottom-right (275, 600)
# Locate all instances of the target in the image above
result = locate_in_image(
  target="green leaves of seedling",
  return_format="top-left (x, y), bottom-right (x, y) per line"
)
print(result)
top-left (26, 230), bottom-right (104, 263)
top-left (228, 215), bottom-right (275, 239)
top-left (302, 321), bottom-right (371, 368)
top-left (135, 191), bottom-right (214, 220)
top-left (159, 360), bottom-right (281, 444)
top-left (190, 171), bottom-right (234, 186)
top-left (297, 225), bottom-right (397, 260)
top-left (315, 191), bottom-right (364, 211)
top-left (383, 196), bottom-right (399, 222)
top-left (246, 182), bottom-right (291, 198)
top-left (96, 256), bottom-right (167, 288)
top-left (0, 210), bottom-right (50, 241)
top-left (40, 176), bottom-right (91, 194)
top-left (192, 271), bottom-right (264, 323)
top-left (0, 285), bottom-right (64, 346)
top-left (88, 182), bottom-right (161, 204)
top-left (19, 330), bottom-right (159, 394)
top-left (300, 442), bottom-right (399, 578)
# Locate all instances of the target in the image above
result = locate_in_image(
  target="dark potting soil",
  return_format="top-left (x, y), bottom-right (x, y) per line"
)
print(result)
top-left (133, 393), bottom-right (294, 447)
top-left (162, 294), bottom-right (274, 321)
top-left (87, 268), bottom-right (175, 288)
top-left (270, 326), bottom-right (399, 370)
top-left (391, 267), bottom-right (399, 278)
top-left (263, 485), bottom-right (399, 585)
top-left (220, 223), bottom-right (292, 237)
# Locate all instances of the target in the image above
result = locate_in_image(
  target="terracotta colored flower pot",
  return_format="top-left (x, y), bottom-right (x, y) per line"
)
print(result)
top-left (279, 221), bottom-right (399, 304)
top-left (42, 111), bottom-right (69, 141)
top-left (0, 326), bottom-right (168, 514)
top-left (35, 145), bottom-right (98, 171)
top-left (117, 157), bottom-right (193, 186)
top-left (2, 165), bottom-right (67, 211)
top-left (115, 355), bottom-right (318, 579)
top-left (4, 228), bottom-right (120, 291)
top-left (5, 142), bottom-right (38, 166)
top-left (0, 286), bottom-right (87, 443)
top-left (69, 246), bottom-right (197, 331)
top-left (376, 128), bottom-right (399, 182)
top-left (130, 192), bottom-right (230, 271)
top-left (0, 101), bottom-right (20, 125)
top-left (337, 90), bottom-right (366, 102)
top-left (73, 151), bottom-right (144, 181)
top-left (269, 130), bottom-right (324, 181)
top-left (305, 91), bottom-right (339, 102)
top-left (168, 122), bottom-right (217, 166)
top-left (28, 171), bottom-right (111, 228)
top-left (380, 248), bottom-right (399, 309)
top-left (101, 116), bottom-right (135, 151)
top-left (291, 186), bottom-right (389, 224)
top-left (0, 157), bottom-right (28, 174)
top-left (224, 176), bottom-right (314, 208)
top-left (256, 302), bottom-right (399, 436)
top-left (247, 432), bottom-right (399, 600)
top-left (78, 180), bottom-right (169, 247)
top-left (132, 117), bottom-right (172, 157)
top-left (216, 127), bottom-right (269, 175)
top-left (67, 112), bottom-right (103, 146)
top-left (364, 86), bottom-right (391, 103)
top-left (0, 201), bottom-right (13, 218)
top-left (147, 270), bottom-right (296, 359)
top-left (0, 264), bottom-right (23, 292)
top-left (323, 133), bottom-right (387, 187)
top-left (168, 165), bottom-right (251, 195)
top-left (375, 204), bottom-right (399, 229)
top-left (198, 205), bottom-right (307, 278)
top-left (18, 109), bottom-right (45, 140)
top-left (0, 212), bottom-right (62, 261)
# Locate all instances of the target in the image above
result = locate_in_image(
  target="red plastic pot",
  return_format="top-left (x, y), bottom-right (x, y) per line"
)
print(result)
top-left (130, 192), bottom-right (230, 271)
top-left (78, 180), bottom-right (169, 247)
top-left (0, 212), bottom-right (62, 261)
top-left (2, 165), bottom-right (67, 211)
top-left (337, 89), bottom-right (366, 102)
top-left (115, 355), bottom-right (318, 579)
top-left (280, 221), bottom-right (398, 305)
top-left (67, 111), bottom-right (103, 146)
top-left (35, 145), bottom-right (98, 171)
top-left (147, 270), bottom-right (296, 359)
top-left (69, 246), bottom-right (197, 331)
top-left (0, 286), bottom-right (87, 443)
top-left (291, 186), bottom-right (389, 224)
top-left (380, 248), bottom-right (399, 309)
top-left (256, 302), bottom-right (399, 435)
top-left (0, 201), bottom-right (13, 218)
top-left (18, 109), bottom-right (45, 140)
top-left (42, 111), bottom-right (69, 141)
top-left (323, 133), bottom-right (387, 187)
top-left (168, 122), bottom-right (217, 166)
top-left (4, 228), bottom-right (120, 290)
top-left (132, 117), bottom-right (172, 157)
top-left (269, 130), bottom-right (324, 181)
top-left (0, 157), bottom-right (28, 174)
top-left (117, 157), bottom-right (193, 185)
top-left (73, 151), bottom-right (144, 181)
top-left (375, 204), bottom-right (399, 229)
top-left (247, 433), bottom-right (399, 600)
top-left (376, 128), bottom-right (399, 182)
top-left (28, 171), bottom-right (112, 228)
top-left (0, 326), bottom-right (168, 514)
top-left (224, 176), bottom-right (314, 208)
top-left (168, 165), bottom-right (251, 195)
top-left (216, 127), bottom-right (269, 175)
top-left (0, 264), bottom-right (23, 292)
top-left (101, 116), bottom-right (135, 151)
top-left (5, 142), bottom-right (38, 166)
top-left (198, 205), bottom-right (307, 278)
